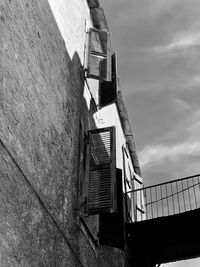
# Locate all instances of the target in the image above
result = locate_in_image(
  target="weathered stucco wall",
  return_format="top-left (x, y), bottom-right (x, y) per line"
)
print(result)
top-left (0, 0), bottom-right (125, 266)
top-left (47, 0), bottom-right (91, 62)
top-left (0, 140), bottom-right (79, 267)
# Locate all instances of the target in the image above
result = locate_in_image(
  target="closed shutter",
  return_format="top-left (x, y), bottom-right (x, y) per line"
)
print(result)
top-left (99, 53), bottom-right (117, 108)
top-left (87, 126), bottom-right (116, 214)
top-left (87, 28), bottom-right (111, 81)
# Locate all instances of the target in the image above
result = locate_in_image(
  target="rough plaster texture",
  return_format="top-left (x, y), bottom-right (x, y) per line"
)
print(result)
top-left (0, 141), bottom-right (79, 267)
top-left (0, 0), bottom-right (125, 266)
top-left (47, 0), bottom-right (91, 62)
top-left (0, 0), bottom-right (82, 243)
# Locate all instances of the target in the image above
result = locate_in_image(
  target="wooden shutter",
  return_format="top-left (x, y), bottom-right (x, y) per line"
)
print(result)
top-left (87, 28), bottom-right (111, 81)
top-left (99, 169), bottom-right (125, 249)
top-left (99, 53), bottom-right (118, 108)
top-left (87, 126), bottom-right (116, 214)
top-left (134, 174), bottom-right (146, 221)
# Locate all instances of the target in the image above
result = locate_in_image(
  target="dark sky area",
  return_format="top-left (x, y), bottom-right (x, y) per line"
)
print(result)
top-left (101, 1), bottom-right (200, 266)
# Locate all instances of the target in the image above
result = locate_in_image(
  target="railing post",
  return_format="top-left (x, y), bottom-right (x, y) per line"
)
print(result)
top-left (192, 177), bottom-right (197, 209)
top-left (160, 185), bottom-right (164, 217)
top-left (181, 180), bottom-right (186, 212)
top-left (171, 183), bottom-right (175, 215)
top-left (176, 181), bottom-right (180, 213)
top-left (186, 179), bottom-right (192, 210)
top-left (166, 184), bottom-right (169, 216)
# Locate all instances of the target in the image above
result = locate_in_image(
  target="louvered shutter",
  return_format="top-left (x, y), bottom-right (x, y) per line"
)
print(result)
top-left (87, 126), bottom-right (116, 214)
top-left (99, 169), bottom-right (125, 249)
top-left (87, 28), bottom-right (111, 81)
top-left (99, 53), bottom-right (117, 108)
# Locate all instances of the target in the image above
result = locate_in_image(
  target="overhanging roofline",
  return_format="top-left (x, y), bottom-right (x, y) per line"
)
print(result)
top-left (87, 0), bottom-right (141, 176)
top-left (87, 0), bottom-right (109, 31)
top-left (117, 91), bottom-right (141, 177)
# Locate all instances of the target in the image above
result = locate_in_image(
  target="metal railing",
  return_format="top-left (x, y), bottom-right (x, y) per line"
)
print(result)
top-left (126, 174), bottom-right (200, 222)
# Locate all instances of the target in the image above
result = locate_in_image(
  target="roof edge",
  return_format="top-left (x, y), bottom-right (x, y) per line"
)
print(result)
top-left (117, 91), bottom-right (141, 177)
top-left (87, 0), bottom-right (109, 31)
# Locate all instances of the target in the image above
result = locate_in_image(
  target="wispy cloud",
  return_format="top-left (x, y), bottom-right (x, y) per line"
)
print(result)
top-left (139, 141), bottom-right (200, 168)
top-left (172, 98), bottom-right (190, 111)
top-left (152, 32), bottom-right (200, 52)
top-left (139, 109), bottom-right (200, 168)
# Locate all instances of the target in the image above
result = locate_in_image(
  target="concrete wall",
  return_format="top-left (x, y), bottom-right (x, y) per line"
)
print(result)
top-left (0, 0), bottom-right (125, 266)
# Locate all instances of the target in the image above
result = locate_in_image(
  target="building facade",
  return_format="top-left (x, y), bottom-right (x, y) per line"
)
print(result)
top-left (0, 0), bottom-right (143, 266)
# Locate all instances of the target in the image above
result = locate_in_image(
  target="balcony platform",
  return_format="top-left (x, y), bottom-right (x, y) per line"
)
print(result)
top-left (126, 208), bottom-right (200, 266)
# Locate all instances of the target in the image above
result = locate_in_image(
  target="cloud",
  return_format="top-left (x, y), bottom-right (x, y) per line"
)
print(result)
top-left (164, 258), bottom-right (200, 267)
top-left (171, 98), bottom-right (190, 111)
top-left (149, 0), bottom-right (180, 18)
top-left (138, 110), bottom-right (200, 169)
top-left (187, 111), bottom-right (200, 139)
top-left (152, 32), bottom-right (200, 52)
top-left (185, 75), bottom-right (200, 88)
top-left (137, 108), bottom-right (200, 169)
top-left (139, 141), bottom-right (200, 168)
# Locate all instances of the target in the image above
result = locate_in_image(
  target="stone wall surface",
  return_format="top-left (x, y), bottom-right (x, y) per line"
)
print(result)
top-left (0, 0), bottom-right (125, 266)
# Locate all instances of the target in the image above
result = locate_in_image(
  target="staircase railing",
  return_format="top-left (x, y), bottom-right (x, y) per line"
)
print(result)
top-left (126, 174), bottom-right (200, 222)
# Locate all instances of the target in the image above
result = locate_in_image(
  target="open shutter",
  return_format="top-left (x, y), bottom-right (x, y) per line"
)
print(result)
top-left (87, 28), bottom-right (111, 81)
top-left (134, 174), bottom-right (146, 221)
top-left (99, 53), bottom-right (117, 108)
top-left (87, 126), bottom-right (116, 214)
top-left (99, 169), bottom-right (125, 249)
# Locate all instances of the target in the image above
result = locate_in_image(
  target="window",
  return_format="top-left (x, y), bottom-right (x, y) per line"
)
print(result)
top-left (80, 126), bottom-right (125, 249)
top-left (86, 126), bottom-right (117, 215)
top-left (134, 174), bottom-right (146, 221)
top-left (87, 28), bottom-right (112, 81)
top-left (99, 53), bottom-right (118, 108)
top-left (122, 146), bottom-right (135, 223)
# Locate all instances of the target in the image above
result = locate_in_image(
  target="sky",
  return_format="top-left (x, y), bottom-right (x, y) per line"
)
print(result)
top-left (101, 0), bottom-right (200, 266)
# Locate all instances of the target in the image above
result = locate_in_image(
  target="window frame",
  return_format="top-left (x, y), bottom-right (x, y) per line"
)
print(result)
top-left (87, 28), bottom-right (112, 81)
top-left (86, 126), bottom-right (117, 215)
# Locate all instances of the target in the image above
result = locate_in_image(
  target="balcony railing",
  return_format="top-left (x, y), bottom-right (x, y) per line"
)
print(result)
top-left (126, 174), bottom-right (200, 222)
